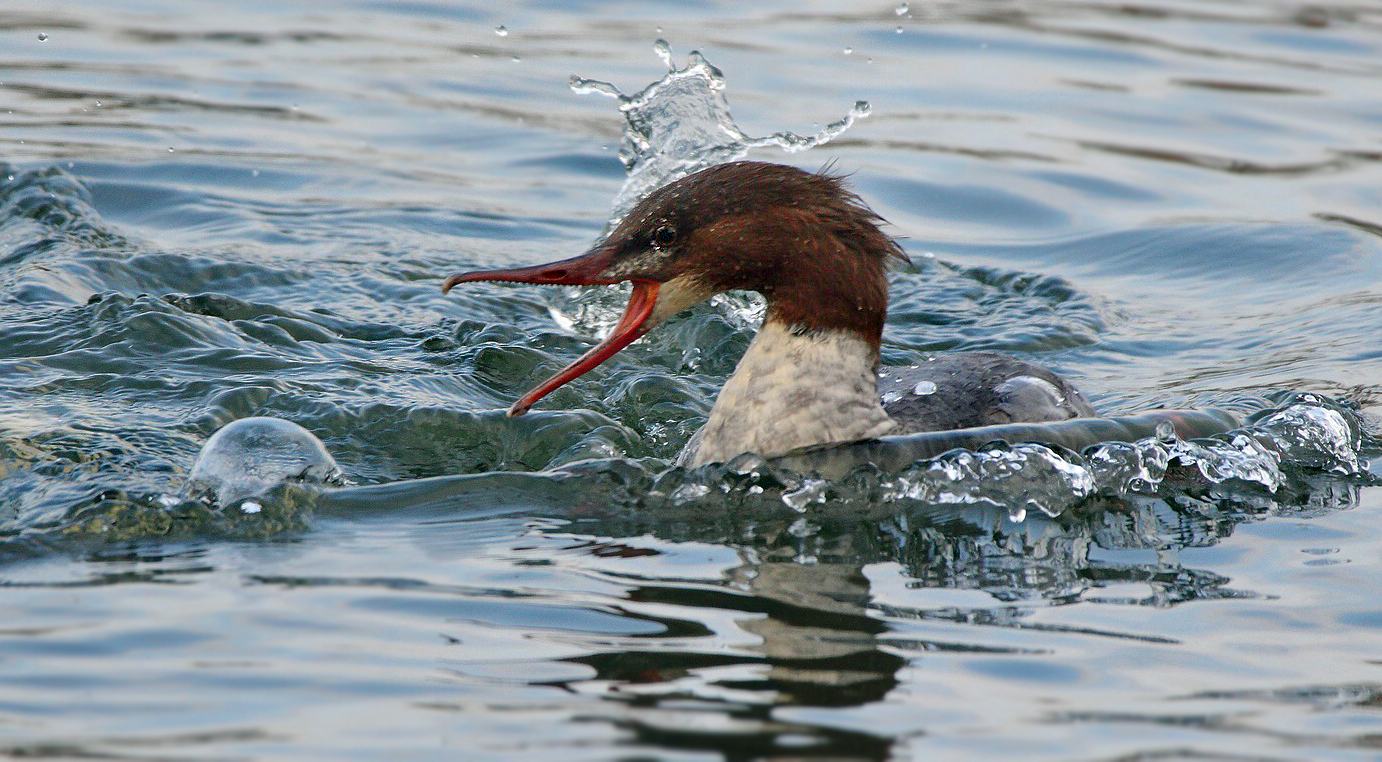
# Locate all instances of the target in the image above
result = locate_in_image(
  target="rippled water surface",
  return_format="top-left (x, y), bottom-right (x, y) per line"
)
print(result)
top-left (4, 1), bottom-right (1382, 759)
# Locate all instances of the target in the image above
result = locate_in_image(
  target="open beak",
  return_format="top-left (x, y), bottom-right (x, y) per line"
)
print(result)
top-left (443, 249), bottom-right (660, 417)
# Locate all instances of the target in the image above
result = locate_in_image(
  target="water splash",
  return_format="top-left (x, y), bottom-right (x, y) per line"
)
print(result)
top-left (610, 395), bottom-right (1371, 521)
top-left (1250, 394), bottom-right (1361, 474)
top-left (889, 441), bottom-right (1097, 518)
top-left (570, 39), bottom-right (871, 223)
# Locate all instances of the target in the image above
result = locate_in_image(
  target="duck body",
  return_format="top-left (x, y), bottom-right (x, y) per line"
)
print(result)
top-left (681, 329), bottom-right (1094, 467)
top-left (445, 161), bottom-right (1096, 467)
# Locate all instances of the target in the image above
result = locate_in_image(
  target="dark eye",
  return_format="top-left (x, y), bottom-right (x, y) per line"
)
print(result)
top-left (651, 224), bottom-right (677, 248)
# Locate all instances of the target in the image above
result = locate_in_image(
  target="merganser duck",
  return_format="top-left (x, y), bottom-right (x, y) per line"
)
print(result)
top-left (444, 161), bottom-right (1096, 467)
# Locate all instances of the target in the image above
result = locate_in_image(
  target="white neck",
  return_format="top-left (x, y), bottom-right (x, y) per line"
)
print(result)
top-left (680, 321), bottom-right (898, 466)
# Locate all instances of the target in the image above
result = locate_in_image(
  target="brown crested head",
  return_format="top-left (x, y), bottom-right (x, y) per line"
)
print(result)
top-left (443, 160), bottom-right (907, 415)
top-left (619, 161), bottom-right (908, 342)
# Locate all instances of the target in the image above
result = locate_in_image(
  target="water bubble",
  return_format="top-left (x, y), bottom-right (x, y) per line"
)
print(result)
top-left (494, 25), bottom-right (508, 37)
top-left (895, 3), bottom-right (909, 15)
top-left (37, 32), bottom-right (49, 42)
top-left (188, 417), bottom-right (341, 506)
top-left (251, 169), bottom-right (260, 177)
top-left (843, 46), bottom-right (854, 55)
top-left (511, 54), bottom-right (521, 62)
top-left (168, 146), bottom-right (175, 152)
top-left (895, 26), bottom-right (904, 34)
top-left (93, 100), bottom-right (101, 107)
top-left (1155, 421), bottom-right (1180, 445)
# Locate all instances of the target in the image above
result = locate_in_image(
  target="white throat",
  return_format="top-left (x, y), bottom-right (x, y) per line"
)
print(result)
top-left (680, 321), bottom-right (899, 466)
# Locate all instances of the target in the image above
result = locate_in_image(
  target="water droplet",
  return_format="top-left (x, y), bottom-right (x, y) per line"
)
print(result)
top-left (913, 380), bottom-right (937, 396)
top-left (168, 146), bottom-right (175, 152)
top-left (568, 75), bottom-right (620, 97)
top-left (494, 25), bottom-right (508, 37)
top-left (843, 46), bottom-right (853, 55)
top-left (653, 38), bottom-right (673, 69)
top-left (511, 54), bottom-right (521, 62)
top-left (895, 25), bottom-right (904, 34)
top-left (895, 3), bottom-right (909, 15)
top-left (93, 99), bottom-right (101, 107)
top-left (37, 32), bottom-right (48, 42)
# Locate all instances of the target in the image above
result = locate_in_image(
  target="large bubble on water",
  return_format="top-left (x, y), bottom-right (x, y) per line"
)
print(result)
top-left (187, 417), bottom-right (341, 507)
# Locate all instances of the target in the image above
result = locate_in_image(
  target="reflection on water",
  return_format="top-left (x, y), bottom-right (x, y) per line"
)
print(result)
top-left (292, 453), bottom-right (1369, 758)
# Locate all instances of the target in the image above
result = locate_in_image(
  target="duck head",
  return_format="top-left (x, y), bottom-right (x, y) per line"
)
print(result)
top-left (444, 160), bottom-right (906, 416)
